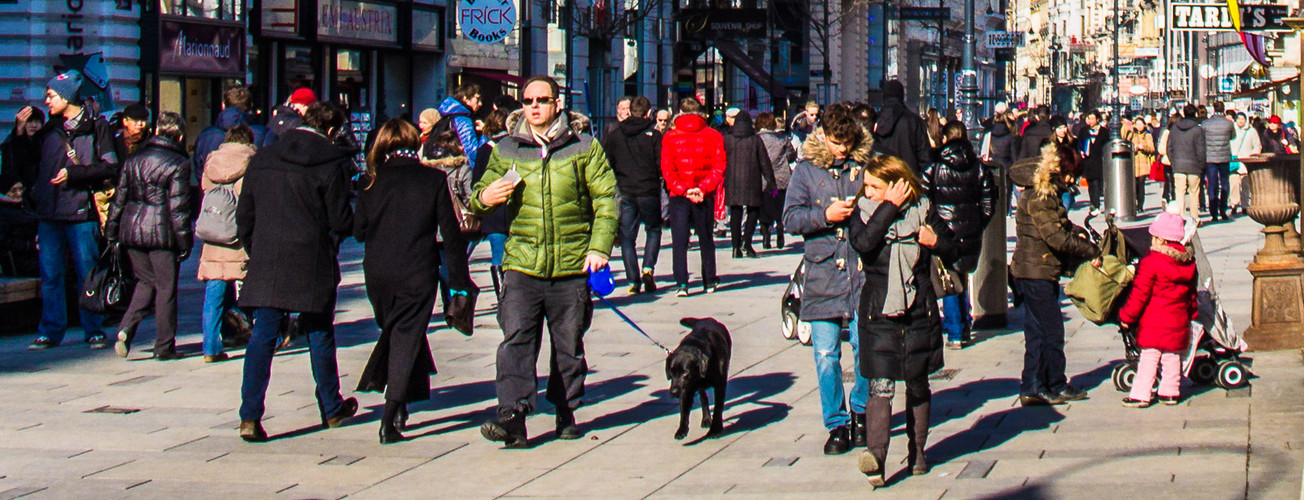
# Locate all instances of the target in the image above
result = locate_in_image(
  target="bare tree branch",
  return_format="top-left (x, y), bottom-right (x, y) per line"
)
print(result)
top-left (808, 0), bottom-right (872, 60)
top-left (548, 0), bottom-right (667, 43)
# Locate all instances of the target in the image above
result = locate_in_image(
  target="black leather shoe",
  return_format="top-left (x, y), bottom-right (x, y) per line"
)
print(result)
top-left (742, 246), bottom-right (759, 258)
top-left (1058, 386), bottom-right (1089, 401)
top-left (324, 397), bottom-right (359, 428)
top-left (1019, 391), bottom-right (1067, 406)
top-left (555, 406), bottom-right (582, 440)
top-left (154, 349), bottom-right (183, 361)
top-left (481, 411), bottom-right (529, 448)
top-left (850, 412), bottom-right (867, 448)
top-left (379, 422), bottom-right (406, 445)
top-left (823, 425), bottom-right (852, 455)
top-left (732, 248), bottom-right (743, 258)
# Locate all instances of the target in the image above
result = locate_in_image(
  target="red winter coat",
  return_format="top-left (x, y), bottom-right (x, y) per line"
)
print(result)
top-left (1118, 242), bottom-right (1198, 352)
top-left (661, 113), bottom-right (726, 197)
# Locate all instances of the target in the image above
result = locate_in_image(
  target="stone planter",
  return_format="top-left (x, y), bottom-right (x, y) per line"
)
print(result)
top-left (1243, 153), bottom-right (1304, 351)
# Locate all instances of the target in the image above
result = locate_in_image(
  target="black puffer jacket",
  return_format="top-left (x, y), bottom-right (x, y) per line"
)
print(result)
top-left (921, 139), bottom-right (998, 273)
top-left (1017, 121), bottom-right (1052, 160)
top-left (105, 136), bottom-right (193, 252)
top-left (873, 98), bottom-right (932, 172)
top-left (601, 116), bottom-right (663, 198)
top-left (1008, 150), bottom-right (1099, 281)
top-left (986, 122), bottom-right (1018, 167)
top-left (722, 113), bottom-right (775, 207)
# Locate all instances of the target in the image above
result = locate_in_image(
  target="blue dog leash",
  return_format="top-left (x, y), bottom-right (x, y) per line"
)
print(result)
top-left (589, 267), bottom-right (672, 354)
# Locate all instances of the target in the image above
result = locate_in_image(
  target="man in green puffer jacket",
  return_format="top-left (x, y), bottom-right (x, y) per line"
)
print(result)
top-left (471, 75), bottom-right (618, 448)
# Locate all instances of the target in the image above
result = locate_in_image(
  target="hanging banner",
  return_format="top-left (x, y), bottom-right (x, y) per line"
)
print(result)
top-left (459, 0), bottom-right (516, 44)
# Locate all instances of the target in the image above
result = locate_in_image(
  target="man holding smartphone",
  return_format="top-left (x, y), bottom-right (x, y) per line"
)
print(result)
top-left (471, 75), bottom-right (618, 448)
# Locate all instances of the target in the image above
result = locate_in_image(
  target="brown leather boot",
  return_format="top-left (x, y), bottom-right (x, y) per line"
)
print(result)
top-left (906, 394), bottom-right (931, 476)
top-left (858, 397), bottom-right (892, 487)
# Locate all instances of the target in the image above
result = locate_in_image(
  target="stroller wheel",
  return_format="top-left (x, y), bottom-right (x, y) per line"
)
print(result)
top-left (1215, 360), bottom-right (1249, 390)
top-left (1113, 363), bottom-right (1136, 392)
top-left (1190, 357), bottom-right (1218, 385)
top-left (797, 321), bottom-right (812, 346)
top-left (781, 309), bottom-right (799, 340)
top-left (1110, 363), bottom-right (1126, 392)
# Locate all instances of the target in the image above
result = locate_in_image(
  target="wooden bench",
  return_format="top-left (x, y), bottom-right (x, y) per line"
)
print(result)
top-left (0, 277), bottom-right (40, 304)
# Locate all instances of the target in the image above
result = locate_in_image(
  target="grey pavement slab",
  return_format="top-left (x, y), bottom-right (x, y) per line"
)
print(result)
top-left (0, 187), bottom-right (1301, 498)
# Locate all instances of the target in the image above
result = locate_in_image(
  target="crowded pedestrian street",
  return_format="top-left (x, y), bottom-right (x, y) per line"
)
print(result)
top-left (0, 195), bottom-right (1301, 498)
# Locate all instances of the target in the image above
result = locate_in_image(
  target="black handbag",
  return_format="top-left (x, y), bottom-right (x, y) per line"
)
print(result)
top-left (445, 289), bottom-right (479, 336)
top-left (80, 242), bottom-right (135, 314)
top-left (929, 255), bottom-right (965, 298)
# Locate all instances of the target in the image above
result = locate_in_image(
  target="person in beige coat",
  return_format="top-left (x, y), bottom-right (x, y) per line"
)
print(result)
top-left (197, 125), bottom-right (255, 363)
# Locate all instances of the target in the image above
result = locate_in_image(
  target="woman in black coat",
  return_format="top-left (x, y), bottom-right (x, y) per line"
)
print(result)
top-left (354, 119), bottom-right (472, 444)
top-left (721, 111), bottom-right (775, 257)
top-left (849, 155), bottom-right (957, 487)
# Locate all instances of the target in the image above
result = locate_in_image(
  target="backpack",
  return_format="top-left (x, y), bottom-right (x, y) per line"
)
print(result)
top-left (196, 183), bottom-right (239, 245)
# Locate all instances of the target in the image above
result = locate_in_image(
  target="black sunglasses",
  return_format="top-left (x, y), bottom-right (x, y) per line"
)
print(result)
top-left (521, 96), bottom-right (555, 106)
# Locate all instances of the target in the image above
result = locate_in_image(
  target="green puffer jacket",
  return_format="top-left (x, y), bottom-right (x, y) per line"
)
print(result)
top-left (470, 110), bottom-right (618, 279)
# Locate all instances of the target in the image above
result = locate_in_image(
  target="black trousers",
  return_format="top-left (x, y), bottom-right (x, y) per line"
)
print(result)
top-left (1015, 278), bottom-right (1068, 397)
top-left (121, 248), bottom-right (179, 352)
top-left (1086, 178), bottom-right (1103, 210)
top-left (494, 271), bottom-right (592, 418)
top-left (669, 195), bottom-right (718, 286)
top-left (729, 206), bottom-right (759, 250)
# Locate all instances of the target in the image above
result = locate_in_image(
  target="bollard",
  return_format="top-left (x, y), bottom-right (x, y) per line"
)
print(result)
top-left (972, 161), bottom-right (1008, 329)
top-left (1104, 138), bottom-right (1135, 221)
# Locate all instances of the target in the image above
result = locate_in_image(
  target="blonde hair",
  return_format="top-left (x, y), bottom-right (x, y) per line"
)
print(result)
top-left (863, 155), bottom-right (923, 206)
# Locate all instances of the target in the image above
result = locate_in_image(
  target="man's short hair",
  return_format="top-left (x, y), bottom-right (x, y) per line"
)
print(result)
top-left (679, 97), bottom-right (703, 114)
top-left (303, 102), bottom-right (347, 134)
top-left (155, 111), bottom-right (185, 142)
top-left (805, 100), bottom-right (819, 109)
top-left (616, 96), bottom-right (632, 107)
top-left (630, 96), bottom-right (652, 118)
top-left (1212, 101), bottom-right (1225, 113)
top-left (1086, 110), bottom-right (1101, 121)
top-left (224, 124), bottom-right (255, 145)
top-left (454, 83), bottom-right (481, 102)
top-left (523, 75), bottom-right (560, 98)
top-left (822, 104), bottom-right (862, 143)
top-left (1182, 103), bottom-right (1198, 118)
top-left (223, 85), bottom-right (253, 111)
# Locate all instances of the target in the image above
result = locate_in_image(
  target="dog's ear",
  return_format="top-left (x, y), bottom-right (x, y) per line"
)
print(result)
top-left (679, 317), bottom-right (702, 329)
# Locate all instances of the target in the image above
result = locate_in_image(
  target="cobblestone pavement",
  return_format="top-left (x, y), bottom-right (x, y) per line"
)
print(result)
top-left (0, 192), bottom-right (1301, 499)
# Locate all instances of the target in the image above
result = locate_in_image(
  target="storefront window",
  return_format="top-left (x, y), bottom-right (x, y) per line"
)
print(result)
top-left (159, 0), bottom-right (243, 21)
top-left (284, 45), bottom-right (316, 102)
top-left (335, 49), bottom-right (368, 112)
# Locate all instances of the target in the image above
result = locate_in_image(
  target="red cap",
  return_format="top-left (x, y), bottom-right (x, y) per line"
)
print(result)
top-left (289, 88), bottom-right (317, 106)
top-left (1269, 115), bottom-right (1283, 125)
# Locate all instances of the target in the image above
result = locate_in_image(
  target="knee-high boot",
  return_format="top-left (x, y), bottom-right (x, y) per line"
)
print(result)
top-left (859, 396), bottom-right (892, 487)
top-left (906, 394), bottom-right (931, 475)
top-left (775, 221), bottom-right (785, 248)
top-left (760, 223), bottom-right (772, 249)
top-left (490, 265), bottom-right (502, 299)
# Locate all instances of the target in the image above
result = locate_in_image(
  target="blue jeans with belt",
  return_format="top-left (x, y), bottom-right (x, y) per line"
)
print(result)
top-left (809, 315), bottom-right (868, 430)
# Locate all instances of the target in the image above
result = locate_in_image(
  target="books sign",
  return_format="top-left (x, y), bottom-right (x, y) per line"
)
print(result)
top-left (459, 0), bottom-right (516, 44)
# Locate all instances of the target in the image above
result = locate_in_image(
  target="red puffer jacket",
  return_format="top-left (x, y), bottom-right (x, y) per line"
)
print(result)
top-left (1118, 242), bottom-right (1198, 352)
top-left (661, 113), bottom-right (726, 197)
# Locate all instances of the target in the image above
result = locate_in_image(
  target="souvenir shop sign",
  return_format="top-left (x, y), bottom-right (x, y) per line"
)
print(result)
top-left (459, 0), bottom-right (516, 44)
top-left (318, 0), bottom-right (398, 45)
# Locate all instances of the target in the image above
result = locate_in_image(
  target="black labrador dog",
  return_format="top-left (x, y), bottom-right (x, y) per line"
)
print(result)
top-left (666, 317), bottom-right (732, 440)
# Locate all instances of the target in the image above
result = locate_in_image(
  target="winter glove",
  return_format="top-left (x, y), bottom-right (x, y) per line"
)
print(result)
top-left (177, 249), bottom-right (191, 263)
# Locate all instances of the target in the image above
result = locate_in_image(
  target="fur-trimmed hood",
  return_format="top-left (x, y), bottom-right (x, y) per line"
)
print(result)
top-left (801, 126), bottom-right (874, 169)
top-left (1153, 241), bottom-right (1194, 264)
top-left (422, 155), bottom-right (468, 171)
top-left (505, 109), bottom-right (593, 145)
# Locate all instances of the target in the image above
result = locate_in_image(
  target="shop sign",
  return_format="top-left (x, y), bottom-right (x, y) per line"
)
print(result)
top-left (899, 7), bottom-right (950, 21)
top-left (985, 31), bottom-right (1024, 49)
top-left (318, 0), bottom-right (398, 44)
top-left (459, 0), bottom-right (516, 44)
top-left (160, 19), bottom-right (245, 76)
top-left (680, 9), bottom-right (767, 39)
top-left (412, 6), bottom-right (445, 51)
top-left (1168, 2), bottom-right (1290, 32)
top-left (261, 0), bottom-right (299, 36)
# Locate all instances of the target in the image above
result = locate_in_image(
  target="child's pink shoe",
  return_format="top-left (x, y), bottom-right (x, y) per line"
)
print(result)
top-left (1121, 398), bottom-right (1152, 408)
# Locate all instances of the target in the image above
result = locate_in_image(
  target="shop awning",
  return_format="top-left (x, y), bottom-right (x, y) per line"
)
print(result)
top-left (1220, 58), bottom-right (1254, 76)
top-left (463, 70), bottom-right (527, 86)
top-left (1231, 74), bottom-right (1300, 98)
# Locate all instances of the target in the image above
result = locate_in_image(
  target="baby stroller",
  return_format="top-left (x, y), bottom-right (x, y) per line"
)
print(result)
top-left (779, 261), bottom-right (812, 345)
top-left (1105, 221), bottom-right (1250, 393)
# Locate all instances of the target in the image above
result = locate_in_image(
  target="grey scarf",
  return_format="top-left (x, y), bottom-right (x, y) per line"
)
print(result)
top-left (860, 197), bottom-right (929, 317)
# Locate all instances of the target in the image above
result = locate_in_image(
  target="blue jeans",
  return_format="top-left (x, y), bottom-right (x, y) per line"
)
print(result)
top-left (36, 221), bottom-right (103, 344)
top-left (240, 308), bottom-right (345, 422)
top-left (619, 194), bottom-right (663, 285)
top-left (486, 232), bottom-right (507, 267)
top-left (1015, 279), bottom-right (1068, 397)
top-left (1205, 162), bottom-right (1230, 215)
top-left (941, 289), bottom-right (971, 343)
top-left (202, 280), bottom-right (237, 356)
top-left (810, 316), bottom-right (868, 430)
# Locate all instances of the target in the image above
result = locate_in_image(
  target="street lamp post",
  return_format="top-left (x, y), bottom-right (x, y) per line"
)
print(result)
top-left (960, 0), bottom-right (978, 130)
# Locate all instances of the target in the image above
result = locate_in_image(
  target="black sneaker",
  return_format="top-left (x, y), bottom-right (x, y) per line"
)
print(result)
top-left (704, 279), bottom-right (720, 294)
top-left (823, 425), bottom-right (852, 455)
top-left (28, 336), bottom-right (56, 350)
top-left (154, 349), bottom-right (183, 361)
top-left (555, 407), bottom-right (582, 440)
top-left (87, 335), bottom-right (109, 350)
top-left (481, 411), bottom-right (529, 448)
top-left (675, 285), bottom-right (689, 297)
top-left (641, 271), bottom-right (657, 293)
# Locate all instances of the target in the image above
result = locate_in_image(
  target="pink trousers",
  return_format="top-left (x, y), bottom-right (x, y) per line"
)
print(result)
top-left (1130, 348), bottom-right (1181, 401)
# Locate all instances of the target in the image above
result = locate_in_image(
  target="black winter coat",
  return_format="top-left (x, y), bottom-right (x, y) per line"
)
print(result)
top-left (873, 98), bottom-right (932, 172)
top-left (263, 106), bottom-right (303, 146)
top-left (1008, 159), bottom-right (1099, 281)
top-left (850, 201), bottom-right (958, 382)
top-left (236, 129), bottom-right (353, 314)
top-left (1017, 121), bottom-right (1053, 161)
top-left (986, 122), bottom-right (1018, 167)
top-left (601, 116), bottom-right (663, 198)
top-left (722, 113), bottom-right (775, 207)
top-left (1077, 126), bottom-right (1109, 180)
top-left (28, 111), bottom-right (119, 222)
top-left (921, 139), bottom-right (997, 273)
top-left (1, 127), bottom-right (40, 190)
top-left (0, 199), bottom-right (38, 277)
top-left (105, 136), bottom-right (193, 252)
top-left (471, 136), bottom-right (510, 235)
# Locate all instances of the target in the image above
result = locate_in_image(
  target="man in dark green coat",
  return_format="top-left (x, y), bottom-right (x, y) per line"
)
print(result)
top-left (472, 75), bottom-right (618, 448)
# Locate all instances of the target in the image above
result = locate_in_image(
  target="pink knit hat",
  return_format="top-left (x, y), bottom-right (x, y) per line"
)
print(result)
top-left (1149, 211), bottom-right (1186, 242)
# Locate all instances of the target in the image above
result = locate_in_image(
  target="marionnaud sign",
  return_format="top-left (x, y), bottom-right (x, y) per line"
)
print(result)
top-left (459, 0), bottom-right (515, 44)
top-left (1168, 2), bottom-right (1290, 32)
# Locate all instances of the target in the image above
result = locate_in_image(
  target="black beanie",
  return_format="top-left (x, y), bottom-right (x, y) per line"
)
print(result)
top-left (883, 80), bottom-right (905, 100)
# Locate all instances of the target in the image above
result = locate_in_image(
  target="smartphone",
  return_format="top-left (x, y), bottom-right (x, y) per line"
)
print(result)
top-left (501, 167), bottom-right (521, 186)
